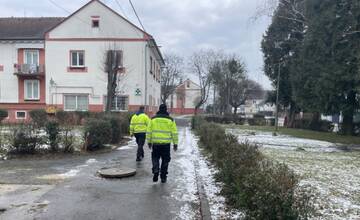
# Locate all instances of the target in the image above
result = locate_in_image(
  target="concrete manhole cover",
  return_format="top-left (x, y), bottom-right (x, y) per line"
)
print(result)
top-left (97, 167), bottom-right (136, 178)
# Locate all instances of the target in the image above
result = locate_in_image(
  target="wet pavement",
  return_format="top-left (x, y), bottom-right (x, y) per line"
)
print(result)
top-left (0, 119), bottom-right (206, 220)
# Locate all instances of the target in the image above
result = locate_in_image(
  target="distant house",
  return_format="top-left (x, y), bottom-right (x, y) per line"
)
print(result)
top-left (238, 90), bottom-right (275, 117)
top-left (0, 0), bottom-right (164, 123)
top-left (167, 79), bottom-right (201, 115)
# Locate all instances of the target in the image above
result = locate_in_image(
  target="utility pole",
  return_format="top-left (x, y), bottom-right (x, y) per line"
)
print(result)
top-left (274, 42), bottom-right (282, 135)
top-left (274, 62), bottom-right (281, 134)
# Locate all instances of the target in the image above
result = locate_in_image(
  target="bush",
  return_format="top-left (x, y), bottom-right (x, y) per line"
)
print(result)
top-left (0, 109), bottom-right (8, 122)
top-left (60, 128), bottom-right (76, 153)
top-left (203, 115), bottom-right (245, 125)
top-left (45, 121), bottom-right (60, 152)
top-left (104, 115), bottom-right (122, 144)
top-left (29, 109), bottom-right (48, 127)
top-left (294, 119), bottom-right (333, 132)
top-left (253, 113), bottom-right (265, 119)
top-left (248, 118), bottom-right (266, 126)
top-left (193, 118), bottom-right (313, 219)
top-left (55, 111), bottom-right (91, 126)
top-left (9, 124), bottom-right (41, 154)
top-left (74, 111), bottom-right (91, 125)
top-left (84, 118), bottom-right (112, 151)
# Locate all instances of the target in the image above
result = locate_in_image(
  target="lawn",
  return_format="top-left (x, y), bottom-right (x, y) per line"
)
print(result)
top-left (223, 124), bottom-right (360, 146)
top-left (227, 127), bottom-right (360, 219)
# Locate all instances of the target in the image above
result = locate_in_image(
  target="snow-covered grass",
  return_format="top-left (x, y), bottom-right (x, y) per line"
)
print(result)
top-left (225, 124), bottom-right (360, 146)
top-left (228, 128), bottom-right (360, 219)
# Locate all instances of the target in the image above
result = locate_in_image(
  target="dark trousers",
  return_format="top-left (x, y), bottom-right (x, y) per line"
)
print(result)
top-left (151, 144), bottom-right (171, 178)
top-left (134, 133), bottom-right (146, 159)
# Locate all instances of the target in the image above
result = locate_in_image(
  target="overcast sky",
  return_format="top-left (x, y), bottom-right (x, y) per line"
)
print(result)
top-left (0, 0), bottom-right (273, 89)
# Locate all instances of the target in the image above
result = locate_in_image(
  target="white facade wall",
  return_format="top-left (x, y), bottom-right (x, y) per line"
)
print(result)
top-left (170, 80), bottom-right (201, 109)
top-left (47, 1), bottom-right (142, 39)
top-left (147, 46), bottom-right (161, 110)
top-left (0, 43), bottom-right (19, 103)
top-left (46, 41), bottom-right (148, 107)
top-left (184, 80), bottom-right (201, 108)
top-left (45, 0), bottom-right (161, 110)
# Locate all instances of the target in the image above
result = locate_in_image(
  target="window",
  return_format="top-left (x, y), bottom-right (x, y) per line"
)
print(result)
top-left (24, 50), bottom-right (39, 65)
top-left (70, 51), bottom-right (85, 67)
top-left (24, 80), bottom-right (40, 100)
top-left (150, 57), bottom-right (153, 74)
top-left (16, 111), bottom-right (26, 119)
top-left (64, 95), bottom-right (89, 111)
top-left (187, 81), bottom-right (190, 88)
top-left (105, 95), bottom-right (129, 111)
top-left (92, 20), bottom-right (99, 28)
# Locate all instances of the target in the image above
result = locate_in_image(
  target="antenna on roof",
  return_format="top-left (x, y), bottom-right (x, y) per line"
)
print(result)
top-left (128, 0), bottom-right (146, 32)
top-left (23, 9), bottom-right (26, 17)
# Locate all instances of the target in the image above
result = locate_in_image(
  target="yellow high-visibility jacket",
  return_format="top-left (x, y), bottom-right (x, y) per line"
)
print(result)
top-left (130, 113), bottom-right (150, 135)
top-left (146, 114), bottom-right (178, 145)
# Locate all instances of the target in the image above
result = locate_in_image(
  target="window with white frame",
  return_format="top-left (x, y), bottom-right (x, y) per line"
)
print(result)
top-left (70, 51), bottom-right (85, 67)
top-left (16, 111), bottom-right (26, 119)
top-left (64, 95), bottom-right (89, 111)
top-left (24, 80), bottom-right (40, 100)
top-left (24, 50), bottom-right (39, 65)
top-left (104, 95), bottom-right (129, 111)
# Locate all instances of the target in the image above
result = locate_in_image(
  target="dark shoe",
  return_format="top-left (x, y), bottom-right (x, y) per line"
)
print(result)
top-left (161, 178), bottom-right (167, 183)
top-left (153, 174), bottom-right (159, 182)
top-left (136, 157), bottom-right (141, 162)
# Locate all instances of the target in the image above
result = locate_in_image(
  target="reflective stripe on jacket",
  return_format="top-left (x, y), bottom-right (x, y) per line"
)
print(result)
top-left (130, 113), bottom-right (150, 135)
top-left (146, 114), bottom-right (178, 145)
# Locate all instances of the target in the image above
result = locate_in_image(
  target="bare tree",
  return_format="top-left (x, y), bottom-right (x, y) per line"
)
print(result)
top-left (104, 49), bottom-right (123, 113)
top-left (161, 53), bottom-right (184, 104)
top-left (252, 0), bottom-right (307, 28)
top-left (190, 49), bottom-right (222, 115)
top-left (230, 79), bottom-right (264, 115)
top-left (211, 56), bottom-right (247, 114)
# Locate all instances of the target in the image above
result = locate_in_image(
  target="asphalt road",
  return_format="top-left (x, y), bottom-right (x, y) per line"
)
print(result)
top-left (0, 119), bottom-right (204, 220)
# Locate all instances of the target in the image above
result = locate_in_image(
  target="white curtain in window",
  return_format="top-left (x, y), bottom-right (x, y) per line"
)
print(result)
top-left (33, 81), bottom-right (39, 99)
top-left (25, 80), bottom-right (39, 100)
top-left (77, 96), bottom-right (89, 111)
top-left (65, 95), bottom-right (76, 110)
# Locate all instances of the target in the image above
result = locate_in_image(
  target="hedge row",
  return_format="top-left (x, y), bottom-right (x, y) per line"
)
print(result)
top-left (3, 111), bottom-right (130, 155)
top-left (204, 115), bottom-right (246, 125)
top-left (192, 117), bottom-right (313, 219)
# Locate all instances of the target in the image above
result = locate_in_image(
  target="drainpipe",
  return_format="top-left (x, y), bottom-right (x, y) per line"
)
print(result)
top-left (144, 42), bottom-right (148, 110)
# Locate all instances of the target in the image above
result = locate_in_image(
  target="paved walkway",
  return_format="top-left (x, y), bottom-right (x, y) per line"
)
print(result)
top-left (0, 125), bottom-right (209, 220)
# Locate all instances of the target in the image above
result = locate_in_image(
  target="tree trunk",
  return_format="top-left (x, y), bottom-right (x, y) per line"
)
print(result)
top-left (233, 106), bottom-right (238, 115)
top-left (287, 102), bottom-right (297, 128)
top-left (342, 91), bottom-right (356, 136)
top-left (309, 112), bottom-right (321, 131)
top-left (194, 107), bottom-right (199, 115)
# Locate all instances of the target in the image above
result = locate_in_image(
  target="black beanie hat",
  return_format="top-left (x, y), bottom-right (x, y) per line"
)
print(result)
top-left (159, 104), bottom-right (167, 112)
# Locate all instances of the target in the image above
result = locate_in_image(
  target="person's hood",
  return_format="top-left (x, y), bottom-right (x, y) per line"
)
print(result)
top-left (136, 109), bottom-right (144, 115)
top-left (156, 110), bottom-right (169, 116)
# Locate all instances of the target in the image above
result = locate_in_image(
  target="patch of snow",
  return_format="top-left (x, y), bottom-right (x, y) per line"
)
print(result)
top-left (85, 158), bottom-right (97, 164)
top-left (116, 145), bottom-right (133, 150)
top-left (228, 129), bottom-right (340, 152)
top-left (59, 169), bottom-right (80, 178)
top-left (171, 128), bottom-right (199, 219)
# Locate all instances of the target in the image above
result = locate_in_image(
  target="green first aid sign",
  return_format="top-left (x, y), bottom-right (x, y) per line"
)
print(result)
top-left (135, 88), bottom-right (141, 96)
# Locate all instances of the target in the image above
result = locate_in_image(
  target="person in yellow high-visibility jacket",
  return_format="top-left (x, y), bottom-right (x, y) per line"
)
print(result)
top-left (146, 104), bottom-right (178, 183)
top-left (130, 106), bottom-right (150, 161)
